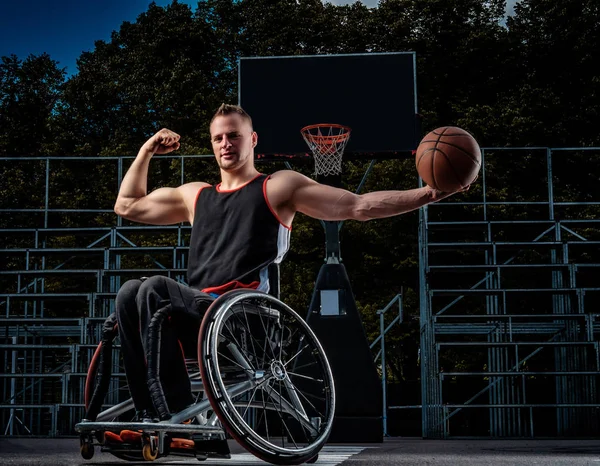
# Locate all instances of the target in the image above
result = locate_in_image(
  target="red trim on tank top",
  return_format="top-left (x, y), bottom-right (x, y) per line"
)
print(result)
top-left (201, 280), bottom-right (260, 295)
top-left (216, 173), bottom-right (263, 193)
top-left (194, 185), bottom-right (211, 211)
top-left (263, 175), bottom-right (292, 230)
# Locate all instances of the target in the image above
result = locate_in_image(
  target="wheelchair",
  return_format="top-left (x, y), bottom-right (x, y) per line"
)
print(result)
top-left (75, 289), bottom-right (335, 465)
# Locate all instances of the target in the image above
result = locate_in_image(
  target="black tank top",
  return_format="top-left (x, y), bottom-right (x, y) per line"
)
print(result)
top-left (187, 174), bottom-right (290, 294)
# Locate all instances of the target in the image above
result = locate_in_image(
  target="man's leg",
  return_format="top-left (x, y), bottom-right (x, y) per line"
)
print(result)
top-left (167, 283), bottom-right (214, 411)
top-left (114, 279), bottom-right (155, 413)
top-left (136, 276), bottom-right (213, 412)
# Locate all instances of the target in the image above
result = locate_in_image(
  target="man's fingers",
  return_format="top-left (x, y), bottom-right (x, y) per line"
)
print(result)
top-left (161, 138), bottom-right (175, 147)
top-left (459, 175), bottom-right (479, 192)
top-left (159, 135), bottom-right (180, 147)
top-left (146, 129), bottom-right (181, 153)
top-left (157, 129), bottom-right (180, 144)
top-left (166, 133), bottom-right (181, 143)
top-left (156, 141), bottom-right (180, 153)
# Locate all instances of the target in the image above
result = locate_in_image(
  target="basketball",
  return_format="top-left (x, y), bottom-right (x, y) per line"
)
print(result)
top-left (415, 126), bottom-right (481, 192)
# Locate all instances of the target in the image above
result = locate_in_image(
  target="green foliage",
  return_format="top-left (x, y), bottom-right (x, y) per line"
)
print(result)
top-left (504, 0), bottom-right (600, 146)
top-left (2, 0), bottom-right (600, 384)
top-left (0, 54), bottom-right (66, 155)
top-left (54, 1), bottom-right (226, 156)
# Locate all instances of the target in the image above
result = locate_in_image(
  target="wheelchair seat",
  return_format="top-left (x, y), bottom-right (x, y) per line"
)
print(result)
top-left (76, 288), bottom-right (335, 464)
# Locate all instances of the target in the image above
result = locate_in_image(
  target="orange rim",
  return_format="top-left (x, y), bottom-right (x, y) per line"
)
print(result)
top-left (301, 123), bottom-right (351, 145)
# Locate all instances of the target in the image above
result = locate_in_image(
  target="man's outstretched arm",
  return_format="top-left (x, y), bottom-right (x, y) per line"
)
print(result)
top-left (271, 170), bottom-right (462, 222)
top-left (114, 129), bottom-right (207, 225)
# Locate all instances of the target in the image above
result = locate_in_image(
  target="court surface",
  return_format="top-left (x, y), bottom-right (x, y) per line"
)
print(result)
top-left (2, 438), bottom-right (600, 466)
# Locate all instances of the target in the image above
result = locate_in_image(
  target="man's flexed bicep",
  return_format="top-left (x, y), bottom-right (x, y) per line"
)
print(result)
top-left (114, 183), bottom-right (207, 225)
top-left (114, 128), bottom-right (208, 225)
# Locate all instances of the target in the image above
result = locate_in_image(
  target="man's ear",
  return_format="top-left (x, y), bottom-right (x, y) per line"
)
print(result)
top-left (252, 131), bottom-right (258, 148)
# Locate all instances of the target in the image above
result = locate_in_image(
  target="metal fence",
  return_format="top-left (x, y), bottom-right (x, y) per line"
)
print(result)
top-left (1, 149), bottom-right (599, 437)
top-left (0, 155), bottom-right (212, 436)
top-left (417, 147), bottom-right (600, 438)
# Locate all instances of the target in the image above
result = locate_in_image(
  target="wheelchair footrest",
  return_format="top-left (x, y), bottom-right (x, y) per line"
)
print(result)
top-left (75, 420), bottom-right (224, 435)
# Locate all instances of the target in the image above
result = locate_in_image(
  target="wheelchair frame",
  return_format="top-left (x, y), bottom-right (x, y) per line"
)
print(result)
top-left (76, 289), bottom-right (335, 464)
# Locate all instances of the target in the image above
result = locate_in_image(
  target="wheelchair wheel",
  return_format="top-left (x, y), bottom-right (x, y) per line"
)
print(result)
top-left (85, 340), bottom-right (134, 421)
top-left (198, 290), bottom-right (335, 465)
top-left (84, 342), bottom-right (102, 411)
top-left (86, 341), bottom-right (143, 462)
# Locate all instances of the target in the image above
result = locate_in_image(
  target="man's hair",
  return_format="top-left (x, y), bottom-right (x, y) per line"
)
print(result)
top-left (210, 103), bottom-right (253, 129)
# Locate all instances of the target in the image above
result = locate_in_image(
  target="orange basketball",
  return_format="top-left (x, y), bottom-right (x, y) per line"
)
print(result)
top-left (415, 126), bottom-right (481, 192)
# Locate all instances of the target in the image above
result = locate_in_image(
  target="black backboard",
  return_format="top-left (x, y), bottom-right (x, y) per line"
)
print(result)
top-left (238, 52), bottom-right (418, 159)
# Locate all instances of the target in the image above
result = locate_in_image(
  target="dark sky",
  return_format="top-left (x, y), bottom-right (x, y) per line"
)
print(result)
top-left (0, 0), bottom-right (196, 75)
top-left (0, 0), bottom-right (518, 77)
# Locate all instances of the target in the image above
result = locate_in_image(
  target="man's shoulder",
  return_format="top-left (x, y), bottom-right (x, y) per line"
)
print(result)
top-left (266, 170), bottom-right (315, 206)
top-left (178, 181), bottom-right (212, 204)
top-left (268, 169), bottom-right (310, 184)
top-left (179, 181), bottom-right (212, 191)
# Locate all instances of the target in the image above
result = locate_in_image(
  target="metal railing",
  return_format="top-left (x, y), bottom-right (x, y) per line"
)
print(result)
top-left (2, 149), bottom-right (600, 437)
top-left (418, 147), bottom-right (600, 438)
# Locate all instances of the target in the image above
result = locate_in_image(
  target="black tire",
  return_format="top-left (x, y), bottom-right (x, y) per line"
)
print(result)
top-left (80, 439), bottom-right (94, 460)
top-left (198, 290), bottom-right (335, 465)
top-left (85, 339), bottom-right (138, 460)
top-left (84, 342), bottom-right (103, 413)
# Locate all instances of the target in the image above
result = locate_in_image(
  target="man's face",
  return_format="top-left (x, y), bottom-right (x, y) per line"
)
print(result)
top-left (210, 113), bottom-right (257, 171)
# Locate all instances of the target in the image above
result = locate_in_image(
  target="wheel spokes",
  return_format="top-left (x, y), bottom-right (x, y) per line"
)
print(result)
top-left (206, 293), bottom-right (334, 458)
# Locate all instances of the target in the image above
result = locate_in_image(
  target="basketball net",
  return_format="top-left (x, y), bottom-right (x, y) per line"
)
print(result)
top-left (301, 124), bottom-right (351, 176)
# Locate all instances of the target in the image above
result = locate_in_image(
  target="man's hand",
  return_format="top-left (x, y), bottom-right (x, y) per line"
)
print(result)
top-left (426, 177), bottom-right (476, 202)
top-left (143, 128), bottom-right (181, 154)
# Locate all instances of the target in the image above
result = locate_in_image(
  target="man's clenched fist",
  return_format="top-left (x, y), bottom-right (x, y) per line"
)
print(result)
top-left (143, 128), bottom-right (181, 154)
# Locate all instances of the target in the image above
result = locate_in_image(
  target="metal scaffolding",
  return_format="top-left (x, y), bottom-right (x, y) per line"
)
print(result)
top-left (0, 154), bottom-right (212, 436)
top-left (419, 147), bottom-right (600, 438)
top-left (1, 148), bottom-right (599, 438)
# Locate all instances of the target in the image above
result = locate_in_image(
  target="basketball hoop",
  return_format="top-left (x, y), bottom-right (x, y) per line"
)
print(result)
top-left (301, 124), bottom-right (351, 176)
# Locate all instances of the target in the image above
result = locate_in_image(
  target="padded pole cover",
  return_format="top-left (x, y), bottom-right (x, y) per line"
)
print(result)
top-left (306, 263), bottom-right (383, 442)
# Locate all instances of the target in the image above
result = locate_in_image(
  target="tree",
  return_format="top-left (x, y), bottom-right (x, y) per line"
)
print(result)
top-left (0, 53), bottom-right (66, 156)
top-left (3, 0), bottom-right (599, 396)
top-left (0, 53), bottom-right (66, 237)
top-left (504, 0), bottom-right (600, 146)
top-left (56, 1), bottom-right (226, 156)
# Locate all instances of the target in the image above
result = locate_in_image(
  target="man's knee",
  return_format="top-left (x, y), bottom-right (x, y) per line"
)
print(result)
top-left (115, 279), bottom-right (143, 310)
top-left (136, 276), bottom-right (172, 314)
top-left (138, 275), bottom-right (170, 296)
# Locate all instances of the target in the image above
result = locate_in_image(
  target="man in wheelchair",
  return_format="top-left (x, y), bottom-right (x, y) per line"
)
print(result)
top-left (80, 104), bottom-right (464, 462)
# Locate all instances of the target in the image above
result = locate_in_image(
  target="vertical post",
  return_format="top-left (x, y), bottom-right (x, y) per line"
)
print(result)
top-left (418, 188), bottom-right (438, 437)
top-left (9, 336), bottom-right (17, 435)
top-left (324, 221), bottom-right (341, 262)
top-left (50, 404), bottom-right (57, 437)
top-left (116, 157), bottom-right (123, 228)
top-left (306, 165), bottom-right (383, 441)
top-left (44, 158), bottom-right (50, 229)
top-left (481, 149), bottom-right (488, 223)
top-left (547, 148), bottom-right (554, 222)
top-left (379, 309), bottom-right (387, 437)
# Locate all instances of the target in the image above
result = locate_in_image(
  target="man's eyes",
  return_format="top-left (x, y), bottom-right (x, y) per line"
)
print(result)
top-left (212, 133), bottom-right (240, 143)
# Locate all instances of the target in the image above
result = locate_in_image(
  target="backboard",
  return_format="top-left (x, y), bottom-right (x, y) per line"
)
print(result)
top-left (238, 52), bottom-right (418, 160)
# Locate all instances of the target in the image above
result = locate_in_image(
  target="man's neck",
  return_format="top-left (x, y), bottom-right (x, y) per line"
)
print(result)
top-left (219, 166), bottom-right (261, 191)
